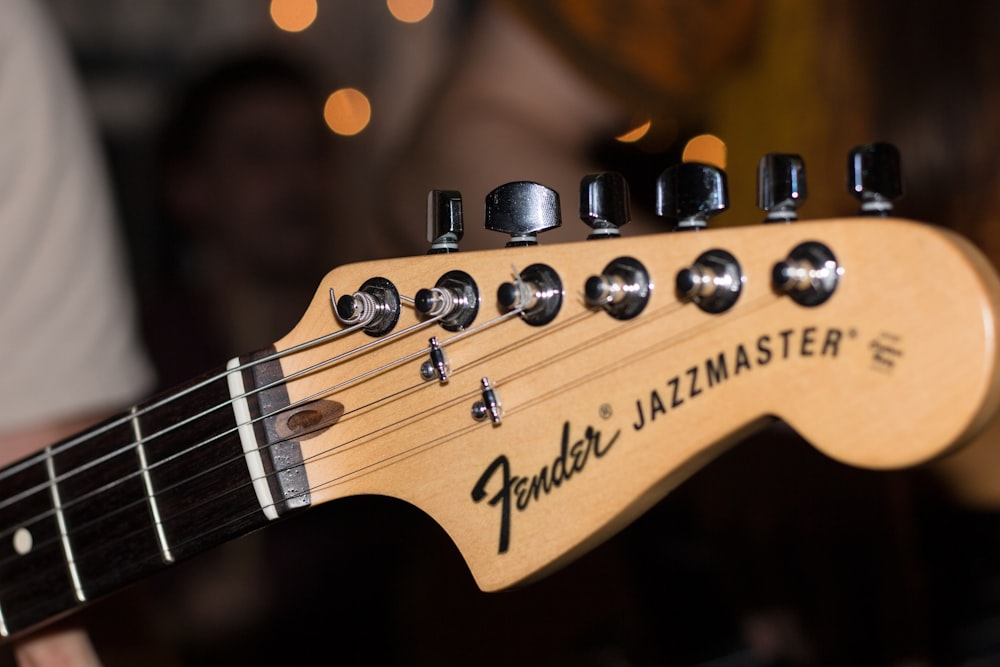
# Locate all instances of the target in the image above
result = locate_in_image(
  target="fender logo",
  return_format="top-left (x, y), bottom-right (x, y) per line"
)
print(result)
top-left (471, 422), bottom-right (619, 554)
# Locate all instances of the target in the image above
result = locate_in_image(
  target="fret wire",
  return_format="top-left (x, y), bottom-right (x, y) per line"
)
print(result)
top-left (0, 598), bottom-right (7, 637)
top-left (44, 447), bottom-right (85, 602)
top-left (131, 407), bottom-right (174, 563)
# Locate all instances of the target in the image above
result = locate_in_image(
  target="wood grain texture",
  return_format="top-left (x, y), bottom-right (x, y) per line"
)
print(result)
top-left (274, 218), bottom-right (1000, 592)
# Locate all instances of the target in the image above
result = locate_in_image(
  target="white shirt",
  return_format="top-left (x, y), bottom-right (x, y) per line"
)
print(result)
top-left (0, 0), bottom-right (152, 430)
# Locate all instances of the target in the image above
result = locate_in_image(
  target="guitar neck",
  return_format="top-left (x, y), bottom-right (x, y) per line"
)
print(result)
top-left (0, 349), bottom-right (307, 639)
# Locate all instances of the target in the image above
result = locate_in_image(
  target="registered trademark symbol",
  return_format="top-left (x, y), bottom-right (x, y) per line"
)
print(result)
top-left (599, 404), bottom-right (613, 420)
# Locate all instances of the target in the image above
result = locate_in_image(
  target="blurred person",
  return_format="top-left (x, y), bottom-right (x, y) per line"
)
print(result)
top-left (0, 0), bottom-right (152, 666)
top-left (134, 53), bottom-right (346, 663)
top-left (148, 53), bottom-right (337, 386)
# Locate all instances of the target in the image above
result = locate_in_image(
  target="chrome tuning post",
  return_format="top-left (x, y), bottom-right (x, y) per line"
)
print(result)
top-left (496, 264), bottom-right (563, 326)
top-left (414, 270), bottom-right (480, 331)
top-left (772, 242), bottom-right (840, 306)
top-left (675, 250), bottom-right (743, 313)
top-left (331, 277), bottom-right (401, 336)
top-left (583, 257), bottom-right (651, 319)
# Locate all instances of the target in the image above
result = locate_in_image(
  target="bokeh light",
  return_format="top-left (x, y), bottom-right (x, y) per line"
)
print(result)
top-left (270, 0), bottom-right (317, 33)
top-left (324, 88), bottom-right (372, 136)
top-left (387, 0), bottom-right (434, 24)
top-left (615, 120), bottom-right (652, 143)
top-left (682, 134), bottom-right (727, 169)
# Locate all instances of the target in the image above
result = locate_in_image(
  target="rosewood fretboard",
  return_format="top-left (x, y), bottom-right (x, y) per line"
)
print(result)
top-left (0, 349), bottom-right (308, 639)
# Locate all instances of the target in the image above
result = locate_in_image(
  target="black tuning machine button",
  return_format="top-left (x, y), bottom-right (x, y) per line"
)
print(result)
top-left (583, 257), bottom-right (651, 319)
top-left (414, 270), bottom-right (480, 331)
top-left (580, 172), bottom-right (630, 239)
top-left (772, 242), bottom-right (840, 306)
top-left (485, 181), bottom-right (562, 246)
top-left (655, 162), bottom-right (729, 231)
top-left (496, 264), bottom-right (563, 326)
top-left (757, 153), bottom-right (807, 222)
top-left (675, 250), bottom-right (743, 314)
top-left (848, 142), bottom-right (903, 216)
top-left (331, 277), bottom-right (401, 336)
top-left (427, 190), bottom-right (463, 254)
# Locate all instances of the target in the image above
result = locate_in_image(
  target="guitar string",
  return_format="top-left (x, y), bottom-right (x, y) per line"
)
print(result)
top-left (0, 319), bottom-right (376, 483)
top-left (0, 305), bottom-right (531, 542)
top-left (0, 307), bottom-right (451, 510)
top-left (0, 300), bottom-right (600, 594)
top-left (0, 284), bottom-right (768, 580)
top-left (0, 301), bottom-right (571, 562)
top-left (0, 292), bottom-right (647, 568)
top-left (0, 262), bottom-right (567, 501)
top-left (0, 291), bottom-right (782, 630)
top-left (0, 293), bottom-right (775, 594)
top-left (0, 296), bottom-right (674, 598)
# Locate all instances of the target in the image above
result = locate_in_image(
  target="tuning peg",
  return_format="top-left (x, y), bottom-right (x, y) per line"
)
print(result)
top-left (580, 172), bottom-right (630, 239)
top-left (427, 190), bottom-right (463, 254)
top-left (757, 153), bottom-right (807, 222)
top-left (485, 181), bottom-right (562, 247)
top-left (848, 142), bottom-right (903, 216)
top-left (655, 162), bottom-right (729, 231)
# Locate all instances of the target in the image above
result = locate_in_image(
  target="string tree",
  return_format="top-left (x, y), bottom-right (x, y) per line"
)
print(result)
top-left (420, 337), bottom-right (450, 383)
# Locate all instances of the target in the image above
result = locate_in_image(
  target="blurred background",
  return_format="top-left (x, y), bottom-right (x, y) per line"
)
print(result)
top-left (5, 0), bottom-right (1000, 665)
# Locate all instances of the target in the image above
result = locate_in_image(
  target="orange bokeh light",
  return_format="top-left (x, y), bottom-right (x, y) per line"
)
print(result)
top-left (324, 88), bottom-right (372, 136)
top-left (615, 120), bottom-right (652, 143)
top-left (682, 134), bottom-right (727, 169)
top-left (270, 0), bottom-right (317, 33)
top-left (387, 0), bottom-right (434, 24)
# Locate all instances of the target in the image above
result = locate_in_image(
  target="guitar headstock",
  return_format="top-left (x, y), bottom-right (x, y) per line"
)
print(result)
top-left (271, 156), bottom-right (1000, 592)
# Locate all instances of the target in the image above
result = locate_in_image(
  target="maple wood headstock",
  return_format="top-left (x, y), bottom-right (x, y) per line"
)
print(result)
top-left (275, 219), bottom-right (1000, 591)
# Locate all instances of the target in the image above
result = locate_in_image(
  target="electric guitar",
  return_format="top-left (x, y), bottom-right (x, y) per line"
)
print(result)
top-left (2, 212), bottom-right (999, 642)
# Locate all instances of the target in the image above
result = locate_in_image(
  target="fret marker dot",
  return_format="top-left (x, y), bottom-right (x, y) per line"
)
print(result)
top-left (13, 527), bottom-right (32, 555)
